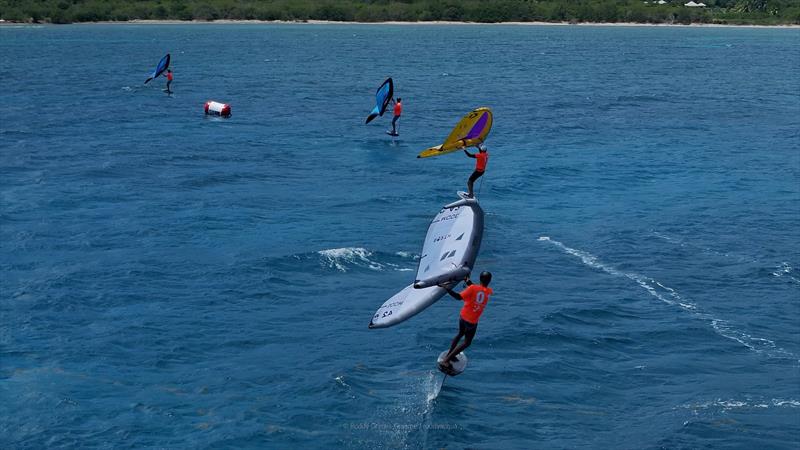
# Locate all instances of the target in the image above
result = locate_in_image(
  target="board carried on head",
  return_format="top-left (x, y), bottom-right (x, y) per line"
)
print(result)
top-left (437, 350), bottom-right (468, 376)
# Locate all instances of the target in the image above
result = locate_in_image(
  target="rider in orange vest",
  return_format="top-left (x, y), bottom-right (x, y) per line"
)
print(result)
top-left (438, 271), bottom-right (493, 371)
top-left (463, 143), bottom-right (488, 198)
top-left (390, 97), bottom-right (402, 135)
top-left (165, 69), bottom-right (173, 93)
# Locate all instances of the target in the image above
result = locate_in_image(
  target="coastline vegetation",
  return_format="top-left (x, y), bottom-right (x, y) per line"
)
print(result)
top-left (1, 0), bottom-right (798, 26)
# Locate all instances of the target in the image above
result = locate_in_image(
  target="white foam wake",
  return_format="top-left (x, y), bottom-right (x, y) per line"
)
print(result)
top-left (538, 236), bottom-right (795, 360)
top-left (318, 247), bottom-right (379, 272)
top-left (680, 397), bottom-right (800, 412)
top-left (359, 371), bottom-right (451, 449)
top-left (538, 236), bottom-right (697, 310)
top-left (652, 232), bottom-right (800, 285)
top-left (317, 247), bottom-right (416, 272)
top-left (772, 261), bottom-right (800, 284)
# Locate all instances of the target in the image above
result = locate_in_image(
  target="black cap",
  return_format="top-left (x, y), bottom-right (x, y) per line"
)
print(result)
top-left (479, 271), bottom-right (492, 285)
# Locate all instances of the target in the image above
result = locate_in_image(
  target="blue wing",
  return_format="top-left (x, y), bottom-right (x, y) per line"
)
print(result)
top-left (365, 77), bottom-right (393, 124)
top-left (144, 53), bottom-right (170, 84)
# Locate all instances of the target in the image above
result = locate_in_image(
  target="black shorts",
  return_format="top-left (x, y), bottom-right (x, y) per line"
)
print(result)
top-left (459, 317), bottom-right (478, 336)
top-left (468, 170), bottom-right (485, 183)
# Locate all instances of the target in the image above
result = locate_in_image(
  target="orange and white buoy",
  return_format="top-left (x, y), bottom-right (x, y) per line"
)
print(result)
top-left (204, 101), bottom-right (231, 118)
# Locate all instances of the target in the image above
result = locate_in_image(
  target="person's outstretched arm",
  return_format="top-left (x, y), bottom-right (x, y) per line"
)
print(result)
top-left (443, 287), bottom-right (462, 300)
top-left (464, 148), bottom-right (476, 158)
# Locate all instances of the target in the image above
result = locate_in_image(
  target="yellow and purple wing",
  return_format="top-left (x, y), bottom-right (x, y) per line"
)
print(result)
top-left (417, 107), bottom-right (493, 159)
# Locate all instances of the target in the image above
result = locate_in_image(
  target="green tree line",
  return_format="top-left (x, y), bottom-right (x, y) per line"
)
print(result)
top-left (1, 0), bottom-right (799, 25)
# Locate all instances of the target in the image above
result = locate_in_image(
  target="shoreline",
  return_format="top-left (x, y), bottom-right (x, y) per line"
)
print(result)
top-left (1, 19), bottom-right (799, 29)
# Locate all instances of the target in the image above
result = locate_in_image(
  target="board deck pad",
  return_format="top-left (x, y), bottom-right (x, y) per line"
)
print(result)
top-left (386, 130), bottom-right (399, 136)
top-left (437, 350), bottom-right (468, 376)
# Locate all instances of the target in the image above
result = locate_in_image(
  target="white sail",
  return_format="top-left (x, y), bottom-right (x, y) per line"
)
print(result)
top-left (413, 197), bottom-right (482, 288)
top-left (370, 196), bottom-right (484, 329)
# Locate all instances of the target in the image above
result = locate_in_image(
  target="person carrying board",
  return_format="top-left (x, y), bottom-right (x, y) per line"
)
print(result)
top-left (463, 143), bottom-right (488, 198)
top-left (438, 271), bottom-right (493, 372)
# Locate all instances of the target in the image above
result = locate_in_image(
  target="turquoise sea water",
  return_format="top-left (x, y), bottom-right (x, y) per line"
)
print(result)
top-left (1, 24), bottom-right (799, 448)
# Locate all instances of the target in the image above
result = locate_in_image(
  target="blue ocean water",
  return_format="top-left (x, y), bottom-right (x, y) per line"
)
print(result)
top-left (1, 23), bottom-right (799, 448)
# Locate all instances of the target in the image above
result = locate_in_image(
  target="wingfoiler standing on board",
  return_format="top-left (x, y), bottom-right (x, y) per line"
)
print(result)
top-left (387, 97), bottom-right (402, 136)
top-left (463, 143), bottom-right (488, 198)
top-left (164, 69), bottom-right (173, 95)
top-left (437, 271), bottom-right (492, 375)
top-left (144, 53), bottom-right (171, 92)
top-left (364, 78), bottom-right (402, 137)
top-left (369, 194), bottom-right (491, 380)
top-left (418, 107), bottom-right (494, 199)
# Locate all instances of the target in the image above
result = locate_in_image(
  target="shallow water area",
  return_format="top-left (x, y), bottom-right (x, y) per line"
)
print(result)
top-left (1, 23), bottom-right (799, 448)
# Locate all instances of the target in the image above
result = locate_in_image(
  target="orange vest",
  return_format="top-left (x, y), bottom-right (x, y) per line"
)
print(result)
top-left (393, 102), bottom-right (402, 116)
top-left (475, 151), bottom-right (488, 172)
top-left (459, 284), bottom-right (492, 324)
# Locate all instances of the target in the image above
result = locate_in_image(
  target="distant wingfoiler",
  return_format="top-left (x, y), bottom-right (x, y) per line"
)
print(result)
top-left (144, 53), bottom-right (170, 85)
top-left (369, 195), bottom-right (484, 328)
top-left (418, 107), bottom-right (493, 158)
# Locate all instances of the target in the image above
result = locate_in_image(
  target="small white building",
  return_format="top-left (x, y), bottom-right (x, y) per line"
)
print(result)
top-left (684, 1), bottom-right (707, 6)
